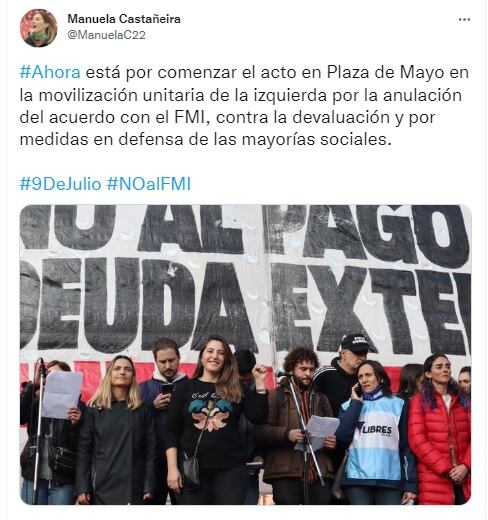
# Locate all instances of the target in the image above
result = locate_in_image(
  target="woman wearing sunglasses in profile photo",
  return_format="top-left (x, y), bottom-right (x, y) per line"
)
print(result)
top-left (74, 355), bottom-right (156, 505)
top-left (408, 353), bottom-right (471, 505)
top-left (22, 9), bottom-right (57, 48)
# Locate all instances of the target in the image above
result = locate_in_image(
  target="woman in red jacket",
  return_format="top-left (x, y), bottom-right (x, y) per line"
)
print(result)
top-left (408, 353), bottom-right (471, 505)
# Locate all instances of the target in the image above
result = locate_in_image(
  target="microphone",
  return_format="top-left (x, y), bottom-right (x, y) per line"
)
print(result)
top-left (38, 357), bottom-right (47, 378)
top-left (275, 370), bottom-right (293, 378)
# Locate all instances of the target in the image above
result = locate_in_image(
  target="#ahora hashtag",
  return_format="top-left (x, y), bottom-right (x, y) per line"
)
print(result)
top-left (20, 65), bottom-right (31, 78)
top-left (20, 177), bottom-right (31, 190)
top-left (106, 177), bottom-right (118, 190)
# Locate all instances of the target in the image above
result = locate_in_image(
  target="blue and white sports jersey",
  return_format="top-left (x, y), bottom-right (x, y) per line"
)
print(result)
top-left (342, 397), bottom-right (404, 481)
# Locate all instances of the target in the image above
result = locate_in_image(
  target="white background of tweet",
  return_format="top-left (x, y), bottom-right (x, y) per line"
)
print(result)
top-left (3, 0), bottom-right (486, 518)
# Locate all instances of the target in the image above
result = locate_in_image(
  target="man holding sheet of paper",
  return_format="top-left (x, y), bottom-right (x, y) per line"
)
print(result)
top-left (257, 347), bottom-right (337, 505)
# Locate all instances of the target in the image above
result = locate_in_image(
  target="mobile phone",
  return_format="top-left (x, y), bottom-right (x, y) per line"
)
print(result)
top-left (160, 382), bottom-right (174, 394)
top-left (354, 385), bottom-right (363, 397)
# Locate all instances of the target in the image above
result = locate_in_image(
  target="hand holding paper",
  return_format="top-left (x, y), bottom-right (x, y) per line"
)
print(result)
top-left (295, 415), bottom-right (340, 452)
top-left (41, 371), bottom-right (83, 420)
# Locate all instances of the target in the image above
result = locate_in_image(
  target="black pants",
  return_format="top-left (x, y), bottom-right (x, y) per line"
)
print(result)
top-left (346, 486), bottom-right (401, 505)
top-left (150, 454), bottom-right (177, 505)
top-left (272, 478), bottom-right (331, 505)
top-left (177, 465), bottom-right (248, 505)
top-left (454, 485), bottom-right (466, 505)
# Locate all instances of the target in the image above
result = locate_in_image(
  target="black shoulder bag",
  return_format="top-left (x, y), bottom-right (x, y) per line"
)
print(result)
top-left (331, 449), bottom-right (349, 500)
top-left (47, 420), bottom-right (77, 478)
top-left (180, 412), bottom-right (210, 491)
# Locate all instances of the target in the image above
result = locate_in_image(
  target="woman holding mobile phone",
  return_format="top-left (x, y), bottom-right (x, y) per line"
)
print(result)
top-left (408, 353), bottom-right (471, 505)
top-left (335, 360), bottom-right (418, 505)
top-left (165, 334), bottom-right (269, 504)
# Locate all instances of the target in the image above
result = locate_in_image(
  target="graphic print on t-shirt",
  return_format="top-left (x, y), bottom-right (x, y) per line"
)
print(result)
top-left (188, 391), bottom-right (233, 432)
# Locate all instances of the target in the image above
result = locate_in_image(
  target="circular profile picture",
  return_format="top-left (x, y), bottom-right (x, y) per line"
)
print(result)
top-left (20, 9), bottom-right (57, 47)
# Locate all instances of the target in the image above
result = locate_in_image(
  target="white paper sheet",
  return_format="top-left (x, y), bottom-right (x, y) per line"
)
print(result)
top-left (41, 371), bottom-right (83, 420)
top-left (295, 415), bottom-right (340, 452)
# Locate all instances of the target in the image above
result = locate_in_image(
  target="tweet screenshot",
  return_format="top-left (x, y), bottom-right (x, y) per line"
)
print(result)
top-left (5, 0), bottom-right (486, 518)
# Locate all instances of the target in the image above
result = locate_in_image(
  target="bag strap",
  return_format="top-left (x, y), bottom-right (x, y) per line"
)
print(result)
top-left (192, 411), bottom-right (210, 458)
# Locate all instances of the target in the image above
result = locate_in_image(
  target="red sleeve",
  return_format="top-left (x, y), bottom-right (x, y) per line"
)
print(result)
top-left (408, 394), bottom-right (452, 476)
top-left (460, 410), bottom-right (471, 469)
top-left (460, 444), bottom-right (471, 469)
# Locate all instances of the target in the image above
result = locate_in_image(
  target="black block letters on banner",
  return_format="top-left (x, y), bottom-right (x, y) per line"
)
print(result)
top-left (263, 205), bottom-right (307, 254)
top-left (356, 206), bottom-right (418, 264)
top-left (308, 265), bottom-right (375, 352)
top-left (192, 263), bottom-right (257, 351)
top-left (20, 205), bottom-right (51, 250)
top-left (142, 260), bottom-right (195, 349)
top-left (38, 259), bottom-right (81, 350)
top-left (412, 206), bottom-right (470, 269)
top-left (20, 260), bottom-right (40, 349)
top-left (303, 206), bottom-right (367, 259)
top-left (370, 269), bottom-right (416, 354)
top-left (84, 258), bottom-right (140, 353)
top-left (54, 206), bottom-right (116, 250)
top-left (19, 205), bottom-right (471, 359)
top-left (417, 270), bottom-right (466, 355)
top-left (271, 263), bottom-right (313, 351)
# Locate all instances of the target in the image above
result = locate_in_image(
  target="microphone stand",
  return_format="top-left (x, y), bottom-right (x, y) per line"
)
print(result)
top-left (32, 359), bottom-right (47, 505)
top-left (283, 375), bottom-right (325, 505)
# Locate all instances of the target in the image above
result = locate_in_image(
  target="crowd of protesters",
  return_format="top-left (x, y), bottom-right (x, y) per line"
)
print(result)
top-left (20, 333), bottom-right (471, 506)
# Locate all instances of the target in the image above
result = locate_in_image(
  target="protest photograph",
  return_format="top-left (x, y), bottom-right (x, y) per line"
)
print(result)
top-left (19, 204), bottom-right (471, 506)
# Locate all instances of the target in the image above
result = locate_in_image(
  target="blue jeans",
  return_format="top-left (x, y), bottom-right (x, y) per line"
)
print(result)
top-left (346, 485), bottom-right (401, 505)
top-left (21, 479), bottom-right (75, 505)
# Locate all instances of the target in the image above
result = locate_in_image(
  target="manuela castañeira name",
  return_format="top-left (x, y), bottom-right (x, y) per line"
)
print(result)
top-left (67, 14), bottom-right (181, 24)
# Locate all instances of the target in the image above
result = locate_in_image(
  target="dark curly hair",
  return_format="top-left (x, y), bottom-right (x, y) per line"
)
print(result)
top-left (283, 347), bottom-right (319, 374)
top-left (421, 353), bottom-right (470, 411)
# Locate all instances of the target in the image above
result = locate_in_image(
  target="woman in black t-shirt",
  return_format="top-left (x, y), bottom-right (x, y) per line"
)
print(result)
top-left (165, 334), bottom-right (269, 504)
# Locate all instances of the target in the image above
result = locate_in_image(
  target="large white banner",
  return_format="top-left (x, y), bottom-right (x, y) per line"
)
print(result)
top-left (20, 205), bottom-right (471, 372)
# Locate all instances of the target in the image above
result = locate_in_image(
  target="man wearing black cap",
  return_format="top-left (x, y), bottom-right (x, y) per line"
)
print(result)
top-left (313, 333), bottom-right (372, 417)
top-left (312, 334), bottom-right (372, 500)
